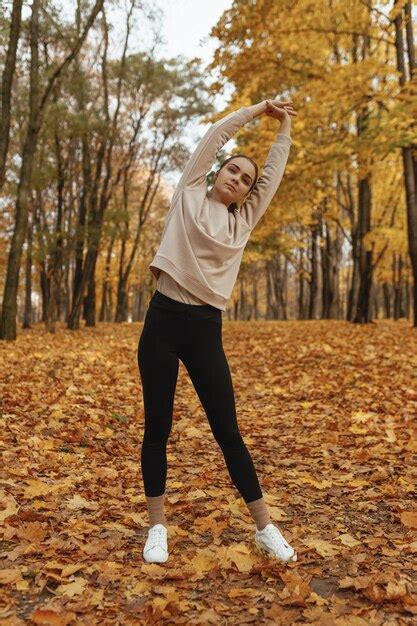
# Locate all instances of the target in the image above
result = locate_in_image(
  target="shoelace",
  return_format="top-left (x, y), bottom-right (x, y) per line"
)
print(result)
top-left (263, 525), bottom-right (292, 551)
top-left (146, 526), bottom-right (167, 550)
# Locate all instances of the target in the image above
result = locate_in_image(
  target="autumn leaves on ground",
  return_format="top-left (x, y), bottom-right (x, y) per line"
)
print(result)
top-left (1, 319), bottom-right (416, 624)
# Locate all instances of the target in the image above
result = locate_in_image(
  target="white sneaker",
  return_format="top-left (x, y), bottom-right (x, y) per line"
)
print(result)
top-left (143, 523), bottom-right (168, 563)
top-left (255, 523), bottom-right (297, 563)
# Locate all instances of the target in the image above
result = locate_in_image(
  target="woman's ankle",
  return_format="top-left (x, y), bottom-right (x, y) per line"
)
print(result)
top-left (146, 492), bottom-right (166, 527)
top-left (246, 496), bottom-right (271, 531)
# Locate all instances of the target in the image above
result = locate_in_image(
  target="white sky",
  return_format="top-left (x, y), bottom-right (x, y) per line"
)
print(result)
top-left (153, 0), bottom-right (231, 66)
top-left (151, 0), bottom-right (234, 189)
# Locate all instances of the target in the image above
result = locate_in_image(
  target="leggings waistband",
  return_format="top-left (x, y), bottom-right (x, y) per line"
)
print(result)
top-left (150, 290), bottom-right (220, 312)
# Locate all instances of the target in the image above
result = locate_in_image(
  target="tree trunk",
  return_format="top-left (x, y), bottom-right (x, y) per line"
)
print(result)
top-left (132, 282), bottom-right (145, 322)
top-left (22, 206), bottom-right (33, 329)
top-left (321, 209), bottom-right (339, 319)
top-left (115, 233), bottom-right (129, 323)
top-left (85, 269), bottom-right (97, 326)
top-left (353, 174), bottom-right (373, 323)
top-left (298, 245), bottom-right (306, 319)
top-left (382, 282), bottom-right (391, 318)
top-left (308, 218), bottom-right (320, 319)
top-left (342, 170), bottom-right (359, 321)
top-left (266, 256), bottom-right (287, 320)
top-left (0, 0), bottom-right (23, 190)
top-left (115, 275), bottom-right (129, 323)
top-left (99, 234), bottom-right (116, 322)
top-left (252, 267), bottom-right (259, 320)
top-left (394, 0), bottom-right (417, 326)
top-left (0, 0), bottom-right (104, 340)
top-left (45, 113), bottom-right (66, 333)
top-left (0, 0), bottom-right (40, 340)
top-left (352, 21), bottom-right (374, 325)
top-left (333, 220), bottom-right (343, 319)
top-left (347, 222), bottom-right (359, 321)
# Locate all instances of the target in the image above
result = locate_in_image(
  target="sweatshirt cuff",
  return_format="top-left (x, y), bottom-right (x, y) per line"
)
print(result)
top-left (241, 106), bottom-right (255, 123)
top-left (275, 133), bottom-right (292, 147)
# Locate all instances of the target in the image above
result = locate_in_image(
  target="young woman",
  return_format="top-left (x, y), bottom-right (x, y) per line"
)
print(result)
top-left (138, 98), bottom-right (297, 564)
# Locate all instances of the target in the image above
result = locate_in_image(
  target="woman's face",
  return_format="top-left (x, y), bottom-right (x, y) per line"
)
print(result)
top-left (213, 157), bottom-right (256, 206)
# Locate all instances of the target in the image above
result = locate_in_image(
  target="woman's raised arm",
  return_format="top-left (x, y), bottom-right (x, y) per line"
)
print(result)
top-left (238, 103), bottom-right (293, 230)
top-left (172, 106), bottom-right (254, 198)
top-left (169, 99), bottom-right (295, 213)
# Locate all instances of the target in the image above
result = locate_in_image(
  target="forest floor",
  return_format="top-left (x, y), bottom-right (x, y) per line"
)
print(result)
top-left (1, 318), bottom-right (416, 624)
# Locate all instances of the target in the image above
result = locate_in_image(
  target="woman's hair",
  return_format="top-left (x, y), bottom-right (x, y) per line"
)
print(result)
top-left (216, 154), bottom-right (259, 213)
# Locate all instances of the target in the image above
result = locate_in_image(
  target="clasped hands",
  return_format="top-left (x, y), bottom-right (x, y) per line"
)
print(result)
top-left (265, 98), bottom-right (297, 122)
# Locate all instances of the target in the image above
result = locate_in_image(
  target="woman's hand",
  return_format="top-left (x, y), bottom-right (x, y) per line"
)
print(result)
top-left (265, 99), bottom-right (297, 122)
top-left (245, 99), bottom-right (298, 123)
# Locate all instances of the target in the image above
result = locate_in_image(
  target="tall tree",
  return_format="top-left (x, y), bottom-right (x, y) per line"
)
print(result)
top-left (0, 0), bottom-right (23, 190)
top-left (0, 0), bottom-right (104, 341)
top-left (394, 0), bottom-right (417, 326)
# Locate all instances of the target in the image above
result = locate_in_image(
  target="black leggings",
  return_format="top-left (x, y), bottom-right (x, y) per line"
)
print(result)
top-left (137, 290), bottom-right (263, 503)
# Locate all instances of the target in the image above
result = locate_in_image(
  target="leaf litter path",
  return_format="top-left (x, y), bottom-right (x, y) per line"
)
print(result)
top-left (1, 319), bottom-right (416, 624)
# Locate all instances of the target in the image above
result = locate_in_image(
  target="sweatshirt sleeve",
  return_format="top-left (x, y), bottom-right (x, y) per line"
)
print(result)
top-left (238, 133), bottom-right (292, 231)
top-left (171, 106), bottom-right (253, 202)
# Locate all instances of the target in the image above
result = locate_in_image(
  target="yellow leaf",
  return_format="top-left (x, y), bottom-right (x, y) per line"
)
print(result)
top-left (349, 479), bottom-right (370, 487)
top-left (65, 495), bottom-right (99, 511)
top-left (189, 489), bottom-right (207, 500)
top-left (22, 480), bottom-right (63, 499)
top-left (0, 493), bottom-right (19, 522)
top-left (303, 538), bottom-right (339, 557)
top-left (0, 568), bottom-right (24, 584)
top-left (400, 511), bottom-right (417, 529)
top-left (61, 564), bottom-right (86, 577)
top-left (351, 411), bottom-right (376, 423)
top-left (300, 476), bottom-right (332, 489)
top-left (349, 424), bottom-right (369, 434)
top-left (223, 543), bottom-right (254, 572)
top-left (56, 577), bottom-right (87, 597)
top-left (16, 580), bottom-right (30, 591)
top-left (337, 533), bottom-right (362, 547)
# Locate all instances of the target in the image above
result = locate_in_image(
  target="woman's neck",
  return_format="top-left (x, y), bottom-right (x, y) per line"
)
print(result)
top-left (207, 188), bottom-right (229, 207)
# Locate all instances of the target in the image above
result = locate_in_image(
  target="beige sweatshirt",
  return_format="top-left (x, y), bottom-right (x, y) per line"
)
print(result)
top-left (150, 106), bottom-right (292, 310)
top-left (156, 269), bottom-right (207, 304)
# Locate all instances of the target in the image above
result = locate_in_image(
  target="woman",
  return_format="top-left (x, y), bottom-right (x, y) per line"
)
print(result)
top-left (138, 98), bottom-right (297, 564)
